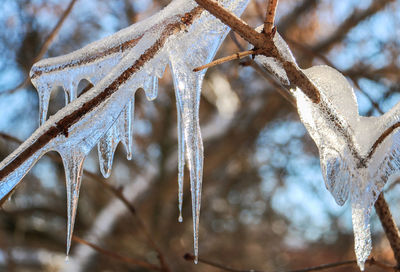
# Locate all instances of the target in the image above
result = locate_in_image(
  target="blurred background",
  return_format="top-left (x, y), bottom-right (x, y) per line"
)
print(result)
top-left (0, 0), bottom-right (399, 271)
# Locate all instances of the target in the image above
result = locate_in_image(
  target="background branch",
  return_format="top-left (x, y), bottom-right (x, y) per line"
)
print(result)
top-left (1, 0), bottom-right (78, 95)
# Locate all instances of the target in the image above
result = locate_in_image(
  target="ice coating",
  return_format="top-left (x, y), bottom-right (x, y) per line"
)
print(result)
top-left (254, 26), bottom-right (297, 87)
top-left (0, 0), bottom-right (251, 261)
top-left (142, 76), bottom-right (158, 101)
top-left (293, 65), bottom-right (400, 269)
top-left (97, 99), bottom-right (135, 178)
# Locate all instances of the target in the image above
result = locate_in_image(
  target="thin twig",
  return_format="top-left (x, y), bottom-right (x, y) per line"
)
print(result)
top-left (184, 253), bottom-right (396, 272)
top-left (194, 0), bottom-right (321, 103)
top-left (72, 236), bottom-right (162, 271)
top-left (375, 194), bottom-right (400, 267)
top-left (193, 50), bottom-right (259, 72)
top-left (1, 0), bottom-right (78, 95)
top-left (264, 0), bottom-right (278, 34)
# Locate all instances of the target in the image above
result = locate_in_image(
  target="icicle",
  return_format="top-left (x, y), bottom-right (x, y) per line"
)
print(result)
top-left (164, 0), bottom-right (249, 259)
top-left (64, 81), bottom-right (78, 104)
top-left (60, 151), bottom-right (86, 256)
top-left (351, 204), bottom-right (372, 271)
top-left (121, 99), bottom-right (134, 161)
top-left (36, 84), bottom-right (51, 126)
top-left (142, 76), bottom-right (158, 101)
top-left (97, 124), bottom-right (120, 178)
top-left (97, 98), bottom-right (135, 177)
top-left (170, 60), bottom-right (204, 263)
top-left (175, 92), bottom-right (185, 223)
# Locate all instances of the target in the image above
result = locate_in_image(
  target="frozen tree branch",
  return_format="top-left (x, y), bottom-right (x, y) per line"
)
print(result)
top-left (194, 0), bottom-right (321, 103)
top-left (0, 4), bottom-right (205, 201)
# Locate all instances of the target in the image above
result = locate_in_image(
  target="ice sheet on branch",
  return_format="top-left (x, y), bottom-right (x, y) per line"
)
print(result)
top-left (293, 65), bottom-right (400, 270)
top-left (0, 0), bottom-right (250, 261)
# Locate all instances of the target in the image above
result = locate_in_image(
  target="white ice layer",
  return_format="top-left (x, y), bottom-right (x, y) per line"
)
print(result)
top-left (0, 0), bottom-right (250, 262)
top-left (293, 65), bottom-right (400, 270)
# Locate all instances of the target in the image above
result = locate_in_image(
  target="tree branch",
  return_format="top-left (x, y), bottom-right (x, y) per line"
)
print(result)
top-left (193, 49), bottom-right (260, 72)
top-left (375, 194), bottom-right (400, 267)
top-left (184, 253), bottom-right (396, 272)
top-left (194, 0), bottom-right (321, 103)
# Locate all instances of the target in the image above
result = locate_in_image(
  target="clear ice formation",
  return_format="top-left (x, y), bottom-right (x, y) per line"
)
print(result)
top-left (254, 27), bottom-right (297, 87)
top-left (254, 30), bottom-right (400, 270)
top-left (293, 65), bottom-right (400, 270)
top-left (0, 0), bottom-right (250, 262)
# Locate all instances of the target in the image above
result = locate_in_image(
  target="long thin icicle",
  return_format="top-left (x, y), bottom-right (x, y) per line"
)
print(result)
top-left (175, 95), bottom-right (185, 222)
top-left (166, 0), bottom-right (249, 260)
top-left (121, 99), bottom-right (134, 160)
top-left (170, 60), bottom-right (204, 262)
top-left (60, 151), bottom-right (86, 256)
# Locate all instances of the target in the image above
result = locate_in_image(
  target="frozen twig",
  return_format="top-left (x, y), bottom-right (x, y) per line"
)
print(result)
top-left (194, 0), bottom-right (321, 103)
top-left (1, 0), bottom-right (78, 95)
top-left (193, 50), bottom-right (260, 72)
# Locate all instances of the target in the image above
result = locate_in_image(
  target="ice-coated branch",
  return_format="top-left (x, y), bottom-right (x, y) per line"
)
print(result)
top-left (194, 0), bottom-right (321, 103)
top-left (0, 4), bottom-right (204, 202)
top-left (0, 0), bottom-right (251, 262)
top-left (194, 0), bottom-right (400, 269)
